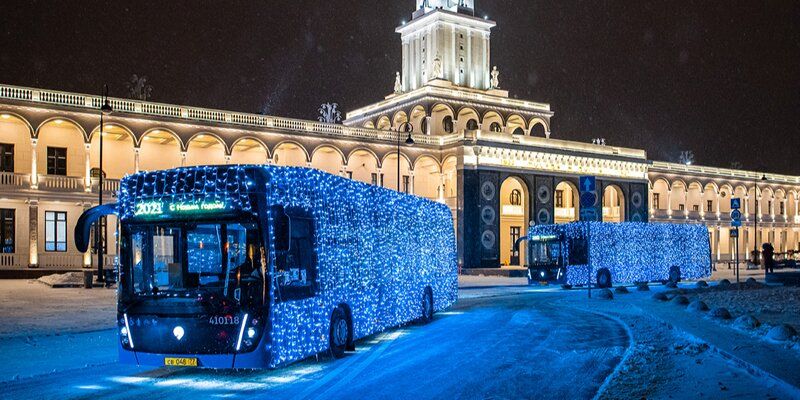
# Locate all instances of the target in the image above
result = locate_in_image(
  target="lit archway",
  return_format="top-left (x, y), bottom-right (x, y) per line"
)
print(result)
top-left (272, 142), bottom-right (308, 167)
top-left (186, 133), bottom-right (227, 167)
top-left (554, 181), bottom-right (579, 223)
top-left (442, 156), bottom-right (457, 200)
top-left (230, 138), bottom-right (269, 165)
top-left (500, 176), bottom-right (529, 266)
top-left (602, 185), bottom-right (625, 222)
top-left (310, 145), bottom-right (345, 176)
top-left (347, 149), bottom-right (379, 185)
top-left (35, 118), bottom-right (86, 177)
top-left (0, 113), bottom-right (33, 174)
top-left (89, 124), bottom-right (136, 179)
top-left (382, 153), bottom-right (412, 193)
top-left (413, 155), bottom-right (441, 200)
top-left (139, 129), bottom-right (182, 171)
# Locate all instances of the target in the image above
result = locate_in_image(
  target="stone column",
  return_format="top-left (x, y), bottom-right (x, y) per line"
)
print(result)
top-left (716, 192), bottom-right (721, 219)
top-left (666, 190), bottom-right (672, 217)
top-left (30, 138), bottom-right (38, 189)
top-left (28, 200), bottom-right (38, 268)
top-left (134, 148), bottom-right (140, 172)
top-left (84, 143), bottom-right (92, 192)
top-left (225, 155), bottom-right (232, 165)
top-left (425, 116), bottom-right (432, 136)
top-left (180, 151), bottom-right (187, 167)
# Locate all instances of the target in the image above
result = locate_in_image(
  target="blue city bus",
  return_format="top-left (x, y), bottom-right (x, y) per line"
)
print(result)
top-left (521, 222), bottom-right (712, 287)
top-left (75, 165), bottom-right (458, 369)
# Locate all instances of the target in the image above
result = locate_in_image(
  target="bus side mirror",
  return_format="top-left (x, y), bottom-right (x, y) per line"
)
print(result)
top-left (272, 206), bottom-right (290, 252)
top-left (514, 237), bottom-right (527, 253)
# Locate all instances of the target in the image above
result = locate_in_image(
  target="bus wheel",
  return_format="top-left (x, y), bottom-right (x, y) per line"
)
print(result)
top-left (329, 307), bottom-right (349, 359)
top-left (668, 266), bottom-right (682, 284)
top-left (596, 268), bottom-right (612, 288)
top-left (420, 287), bottom-right (434, 323)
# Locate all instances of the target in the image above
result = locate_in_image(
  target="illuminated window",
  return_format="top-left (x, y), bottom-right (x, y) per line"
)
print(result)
top-left (653, 193), bottom-right (660, 209)
top-left (510, 189), bottom-right (522, 206)
top-left (678, 204), bottom-right (685, 212)
top-left (371, 173), bottom-right (378, 186)
top-left (555, 190), bottom-right (564, 208)
top-left (466, 119), bottom-right (479, 130)
top-left (0, 143), bottom-right (13, 173)
top-left (490, 122), bottom-right (502, 132)
top-left (46, 147), bottom-right (67, 176)
top-left (693, 205), bottom-right (699, 212)
top-left (273, 207), bottom-right (318, 301)
top-left (707, 200), bottom-right (713, 213)
top-left (780, 202), bottom-right (785, 215)
top-left (45, 211), bottom-right (67, 252)
top-left (402, 175), bottom-right (410, 193)
top-left (0, 209), bottom-right (13, 253)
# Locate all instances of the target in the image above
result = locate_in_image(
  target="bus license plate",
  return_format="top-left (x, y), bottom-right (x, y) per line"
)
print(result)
top-left (164, 357), bottom-right (198, 367)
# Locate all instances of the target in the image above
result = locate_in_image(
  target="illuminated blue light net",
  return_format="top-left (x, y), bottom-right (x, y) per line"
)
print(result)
top-left (118, 165), bottom-right (458, 367)
top-left (529, 222), bottom-right (711, 285)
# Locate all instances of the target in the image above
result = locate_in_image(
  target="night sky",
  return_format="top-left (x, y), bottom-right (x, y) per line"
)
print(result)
top-left (2, 0), bottom-right (798, 174)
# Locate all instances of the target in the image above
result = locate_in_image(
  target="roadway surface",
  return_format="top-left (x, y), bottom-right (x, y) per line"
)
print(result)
top-left (2, 290), bottom-right (629, 399)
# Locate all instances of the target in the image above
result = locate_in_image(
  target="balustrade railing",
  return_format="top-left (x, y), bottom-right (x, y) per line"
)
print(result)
top-left (38, 174), bottom-right (82, 191)
top-left (0, 172), bottom-right (30, 188)
top-left (0, 84), bottom-right (455, 149)
top-left (38, 253), bottom-right (84, 268)
top-left (0, 253), bottom-right (22, 267)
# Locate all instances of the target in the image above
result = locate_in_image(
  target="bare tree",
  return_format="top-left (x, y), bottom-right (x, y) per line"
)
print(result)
top-left (125, 74), bottom-right (153, 101)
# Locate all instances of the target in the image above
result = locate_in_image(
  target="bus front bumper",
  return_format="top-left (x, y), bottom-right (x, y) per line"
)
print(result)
top-left (119, 343), bottom-right (273, 369)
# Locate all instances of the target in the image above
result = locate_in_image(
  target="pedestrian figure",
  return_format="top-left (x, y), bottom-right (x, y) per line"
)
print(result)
top-left (762, 243), bottom-right (775, 274)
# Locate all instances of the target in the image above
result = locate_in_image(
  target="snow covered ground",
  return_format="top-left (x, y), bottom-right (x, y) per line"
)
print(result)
top-left (0, 280), bottom-right (116, 338)
top-left (1, 277), bottom-right (798, 399)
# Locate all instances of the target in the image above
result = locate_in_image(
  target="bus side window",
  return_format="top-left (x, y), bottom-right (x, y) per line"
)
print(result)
top-left (273, 206), bottom-right (318, 301)
top-left (568, 238), bottom-right (588, 265)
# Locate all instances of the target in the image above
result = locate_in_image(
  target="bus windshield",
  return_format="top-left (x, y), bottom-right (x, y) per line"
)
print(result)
top-left (529, 240), bottom-right (562, 266)
top-left (125, 220), bottom-right (264, 301)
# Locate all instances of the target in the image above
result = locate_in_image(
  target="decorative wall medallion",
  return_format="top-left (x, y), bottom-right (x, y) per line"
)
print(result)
top-left (537, 209), bottom-right (551, 224)
top-left (537, 185), bottom-right (550, 204)
top-left (481, 206), bottom-right (496, 225)
top-left (481, 181), bottom-right (496, 201)
top-left (631, 191), bottom-right (643, 208)
top-left (631, 212), bottom-right (643, 222)
top-left (481, 230), bottom-right (496, 249)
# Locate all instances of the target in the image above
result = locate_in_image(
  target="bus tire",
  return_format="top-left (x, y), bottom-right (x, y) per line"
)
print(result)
top-left (596, 268), bottom-right (612, 288)
top-left (420, 287), bottom-right (434, 323)
top-left (329, 307), bottom-right (350, 359)
top-left (668, 266), bottom-right (681, 284)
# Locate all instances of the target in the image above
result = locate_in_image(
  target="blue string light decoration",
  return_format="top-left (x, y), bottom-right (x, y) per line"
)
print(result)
top-left (118, 165), bottom-right (458, 368)
top-left (528, 222), bottom-right (711, 285)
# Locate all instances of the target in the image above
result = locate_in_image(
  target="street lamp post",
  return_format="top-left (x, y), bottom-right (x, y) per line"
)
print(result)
top-left (96, 86), bottom-right (113, 283)
top-left (395, 122), bottom-right (414, 193)
top-left (753, 174), bottom-right (767, 268)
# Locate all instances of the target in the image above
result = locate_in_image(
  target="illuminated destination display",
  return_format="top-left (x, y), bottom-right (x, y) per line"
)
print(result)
top-left (134, 200), bottom-right (229, 217)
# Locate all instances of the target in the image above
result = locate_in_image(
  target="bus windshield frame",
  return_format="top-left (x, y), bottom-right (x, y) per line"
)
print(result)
top-left (119, 214), bottom-right (267, 307)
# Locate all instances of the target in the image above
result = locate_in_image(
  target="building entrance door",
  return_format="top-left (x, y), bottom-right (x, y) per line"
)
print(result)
top-left (509, 226), bottom-right (521, 265)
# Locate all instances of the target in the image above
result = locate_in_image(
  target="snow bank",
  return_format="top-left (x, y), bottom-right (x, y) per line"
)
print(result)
top-left (37, 272), bottom-right (89, 288)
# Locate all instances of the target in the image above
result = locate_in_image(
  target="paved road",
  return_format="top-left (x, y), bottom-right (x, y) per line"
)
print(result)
top-left (2, 292), bottom-right (629, 399)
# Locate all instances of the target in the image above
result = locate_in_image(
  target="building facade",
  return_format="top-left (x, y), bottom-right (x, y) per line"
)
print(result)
top-left (0, 2), bottom-right (797, 272)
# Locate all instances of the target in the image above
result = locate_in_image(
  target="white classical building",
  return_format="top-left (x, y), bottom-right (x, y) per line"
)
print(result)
top-left (0, 1), bottom-right (797, 274)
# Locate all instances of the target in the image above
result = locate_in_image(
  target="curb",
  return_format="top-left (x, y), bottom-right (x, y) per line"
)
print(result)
top-left (674, 329), bottom-right (800, 399)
